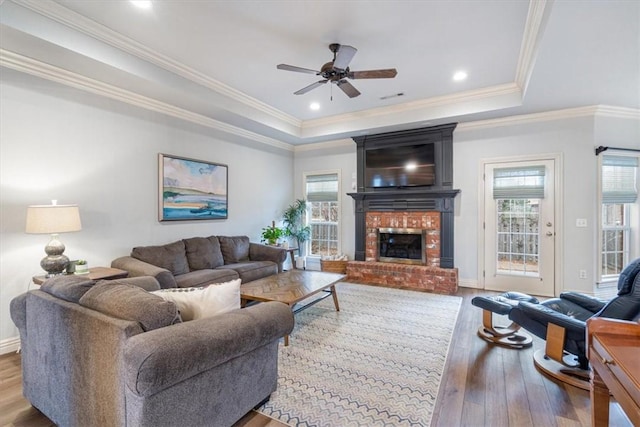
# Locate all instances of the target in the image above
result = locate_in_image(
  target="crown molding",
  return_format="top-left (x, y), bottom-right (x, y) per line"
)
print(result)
top-left (0, 49), bottom-right (295, 152)
top-left (292, 104), bottom-right (639, 150)
top-left (293, 138), bottom-right (353, 153)
top-left (515, 0), bottom-right (554, 96)
top-left (593, 105), bottom-right (640, 120)
top-left (457, 105), bottom-right (640, 133)
top-left (301, 83), bottom-right (522, 132)
top-left (11, 0), bottom-right (302, 129)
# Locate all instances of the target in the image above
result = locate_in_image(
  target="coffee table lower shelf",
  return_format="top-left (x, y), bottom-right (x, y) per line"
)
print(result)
top-left (240, 270), bottom-right (346, 346)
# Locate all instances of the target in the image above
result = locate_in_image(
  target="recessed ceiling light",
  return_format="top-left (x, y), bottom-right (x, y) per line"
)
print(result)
top-left (309, 102), bottom-right (320, 111)
top-left (130, 0), bottom-right (152, 10)
top-left (453, 71), bottom-right (468, 82)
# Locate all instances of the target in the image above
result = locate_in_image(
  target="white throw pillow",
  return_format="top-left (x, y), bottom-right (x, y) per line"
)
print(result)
top-left (151, 279), bottom-right (241, 321)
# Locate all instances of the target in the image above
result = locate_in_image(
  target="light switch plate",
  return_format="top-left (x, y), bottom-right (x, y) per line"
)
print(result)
top-left (576, 218), bottom-right (587, 227)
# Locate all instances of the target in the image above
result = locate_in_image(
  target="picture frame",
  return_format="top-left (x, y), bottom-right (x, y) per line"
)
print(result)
top-left (158, 153), bottom-right (228, 221)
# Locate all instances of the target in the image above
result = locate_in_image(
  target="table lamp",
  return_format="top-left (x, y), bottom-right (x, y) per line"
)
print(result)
top-left (26, 201), bottom-right (82, 277)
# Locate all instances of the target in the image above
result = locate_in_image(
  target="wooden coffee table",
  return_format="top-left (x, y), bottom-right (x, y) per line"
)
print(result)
top-left (240, 270), bottom-right (346, 346)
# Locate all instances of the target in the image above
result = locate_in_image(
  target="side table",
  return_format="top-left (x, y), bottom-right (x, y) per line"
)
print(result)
top-left (32, 266), bottom-right (128, 285)
top-left (284, 247), bottom-right (299, 270)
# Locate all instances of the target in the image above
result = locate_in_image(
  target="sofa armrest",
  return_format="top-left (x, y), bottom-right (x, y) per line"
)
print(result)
top-left (249, 243), bottom-right (287, 272)
top-left (111, 256), bottom-right (176, 289)
top-left (123, 301), bottom-right (294, 397)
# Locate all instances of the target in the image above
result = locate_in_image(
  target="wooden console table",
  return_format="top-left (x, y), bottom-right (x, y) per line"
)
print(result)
top-left (586, 317), bottom-right (640, 427)
top-left (32, 267), bottom-right (128, 285)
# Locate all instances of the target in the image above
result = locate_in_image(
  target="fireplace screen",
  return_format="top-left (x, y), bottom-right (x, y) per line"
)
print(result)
top-left (377, 228), bottom-right (426, 265)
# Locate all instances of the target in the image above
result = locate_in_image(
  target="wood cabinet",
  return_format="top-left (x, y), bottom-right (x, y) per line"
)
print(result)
top-left (586, 317), bottom-right (640, 427)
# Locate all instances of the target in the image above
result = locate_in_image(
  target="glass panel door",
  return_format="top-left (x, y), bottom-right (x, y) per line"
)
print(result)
top-left (484, 159), bottom-right (555, 296)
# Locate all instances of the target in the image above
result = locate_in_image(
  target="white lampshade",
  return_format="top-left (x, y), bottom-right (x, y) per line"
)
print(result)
top-left (26, 204), bottom-right (82, 234)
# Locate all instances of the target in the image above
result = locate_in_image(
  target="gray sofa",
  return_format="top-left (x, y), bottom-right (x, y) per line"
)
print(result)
top-left (112, 235), bottom-right (286, 289)
top-left (10, 275), bottom-right (294, 427)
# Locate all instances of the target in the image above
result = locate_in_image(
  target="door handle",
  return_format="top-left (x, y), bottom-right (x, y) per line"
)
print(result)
top-left (546, 231), bottom-right (554, 236)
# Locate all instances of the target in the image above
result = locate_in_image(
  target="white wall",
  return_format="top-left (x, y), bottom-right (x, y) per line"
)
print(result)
top-left (0, 74), bottom-right (294, 351)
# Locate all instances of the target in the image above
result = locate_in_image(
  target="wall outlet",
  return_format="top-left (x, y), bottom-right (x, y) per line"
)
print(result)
top-left (576, 218), bottom-right (587, 227)
top-left (579, 269), bottom-right (587, 279)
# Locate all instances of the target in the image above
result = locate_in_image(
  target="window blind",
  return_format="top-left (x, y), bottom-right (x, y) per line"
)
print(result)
top-left (493, 165), bottom-right (546, 199)
top-left (602, 155), bottom-right (638, 204)
top-left (306, 173), bottom-right (338, 202)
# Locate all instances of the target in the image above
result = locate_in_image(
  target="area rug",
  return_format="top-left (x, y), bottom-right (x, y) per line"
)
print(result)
top-left (257, 282), bottom-right (462, 427)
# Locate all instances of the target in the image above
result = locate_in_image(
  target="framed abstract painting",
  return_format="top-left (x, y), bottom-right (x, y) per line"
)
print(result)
top-left (158, 153), bottom-right (228, 221)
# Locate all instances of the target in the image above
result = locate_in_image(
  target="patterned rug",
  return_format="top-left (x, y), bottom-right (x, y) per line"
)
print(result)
top-left (257, 282), bottom-right (462, 427)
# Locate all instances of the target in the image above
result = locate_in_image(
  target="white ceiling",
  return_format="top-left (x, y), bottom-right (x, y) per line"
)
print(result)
top-left (1, 0), bottom-right (638, 148)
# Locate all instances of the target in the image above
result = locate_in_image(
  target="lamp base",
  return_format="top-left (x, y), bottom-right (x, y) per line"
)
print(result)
top-left (40, 234), bottom-right (70, 277)
top-left (41, 254), bottom-right (70, 277)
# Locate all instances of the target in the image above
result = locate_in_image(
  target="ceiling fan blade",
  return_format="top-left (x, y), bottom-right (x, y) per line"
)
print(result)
top-left (294, 80), bottom-right (328, 95)
top-left (336, 79), bottom-right (361, 98)
top-left (277, 64), bottom-right (320, 75)
top-left (349, 69), bottom-right (398, 79)
top-left (333, 45), bottom-right (357, 70)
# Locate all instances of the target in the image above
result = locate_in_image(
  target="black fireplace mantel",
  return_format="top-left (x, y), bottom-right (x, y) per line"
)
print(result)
top-left (348, 124), bottom-right (459, 268)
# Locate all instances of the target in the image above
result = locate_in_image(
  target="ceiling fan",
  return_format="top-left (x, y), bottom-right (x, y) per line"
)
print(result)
top-left (277, 43), bottom-right (397, 98)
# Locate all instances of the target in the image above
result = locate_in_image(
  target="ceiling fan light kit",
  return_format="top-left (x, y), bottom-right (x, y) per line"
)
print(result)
top-left (277, 43), bottom-right (398, 98)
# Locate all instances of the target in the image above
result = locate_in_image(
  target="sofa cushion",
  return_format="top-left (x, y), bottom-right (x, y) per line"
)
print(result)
top-left (218, 261), bottom-right (278, 283)
top-left (218, 236), bottom-right (250, 264)
top-left (40, 275), bottom-right (96, 303)
top-left (174, 269), bottom-right (239, 288)
top-left (151, 279), bottom-right (241, 321)
top-left (183, 236), bottom-right (224, 270)
top-left (79, 281), bottom-right (181, 331)
top-left (131, 240), bottom-right (189, 276)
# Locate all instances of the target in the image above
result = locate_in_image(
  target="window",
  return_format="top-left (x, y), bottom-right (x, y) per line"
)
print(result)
top-left (601, 203), bottom-right (629, 277)
top-left (493, 166), bottom-right (545, 276)
top-left (598, 154), bottom-right (639, 282)
top-left (305, 172), bottom-right (340, 256)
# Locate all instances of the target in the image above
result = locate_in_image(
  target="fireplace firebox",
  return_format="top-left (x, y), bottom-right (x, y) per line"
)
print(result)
top-left (378, 228), bottom-right (426, 265)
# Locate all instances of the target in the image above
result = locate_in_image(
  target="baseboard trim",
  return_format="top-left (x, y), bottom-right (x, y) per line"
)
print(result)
top-left (0, 337), bottom-right (21, 355)
top-left (459, 278), bottom-right (481, 289)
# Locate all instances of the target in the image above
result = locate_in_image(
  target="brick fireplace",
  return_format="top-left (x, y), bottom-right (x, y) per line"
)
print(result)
top-left (346, 124), bottom-right (460, 295)
top-left (346, 210), bottom-right (458, 294)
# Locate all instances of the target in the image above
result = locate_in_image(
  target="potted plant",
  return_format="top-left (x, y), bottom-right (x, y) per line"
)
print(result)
top-left (74, 259), bottom-right (89, 275)
top-left (261, 222), bottom-right (284, 246)
top-left (282, 199), bottom-right (311, 254)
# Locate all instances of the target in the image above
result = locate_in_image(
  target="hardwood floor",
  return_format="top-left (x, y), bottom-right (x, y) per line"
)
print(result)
top-left (431, 287), bottom-right (631, 427)
top-left (1, 287), bottom-right (631, 427)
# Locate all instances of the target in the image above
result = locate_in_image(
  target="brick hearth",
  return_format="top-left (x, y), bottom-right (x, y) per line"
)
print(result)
top-left (345, 210), bottom-right (459, 295)
top-left (346, 261), bottom-right (458, 295)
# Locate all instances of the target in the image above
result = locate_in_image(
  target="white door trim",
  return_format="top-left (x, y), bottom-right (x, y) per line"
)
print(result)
top-left (477, 153), bottom-right (563, 296)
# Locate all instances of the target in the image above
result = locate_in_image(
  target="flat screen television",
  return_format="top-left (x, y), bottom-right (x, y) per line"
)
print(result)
top-left (365, 143), bottom-right (435, 188)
